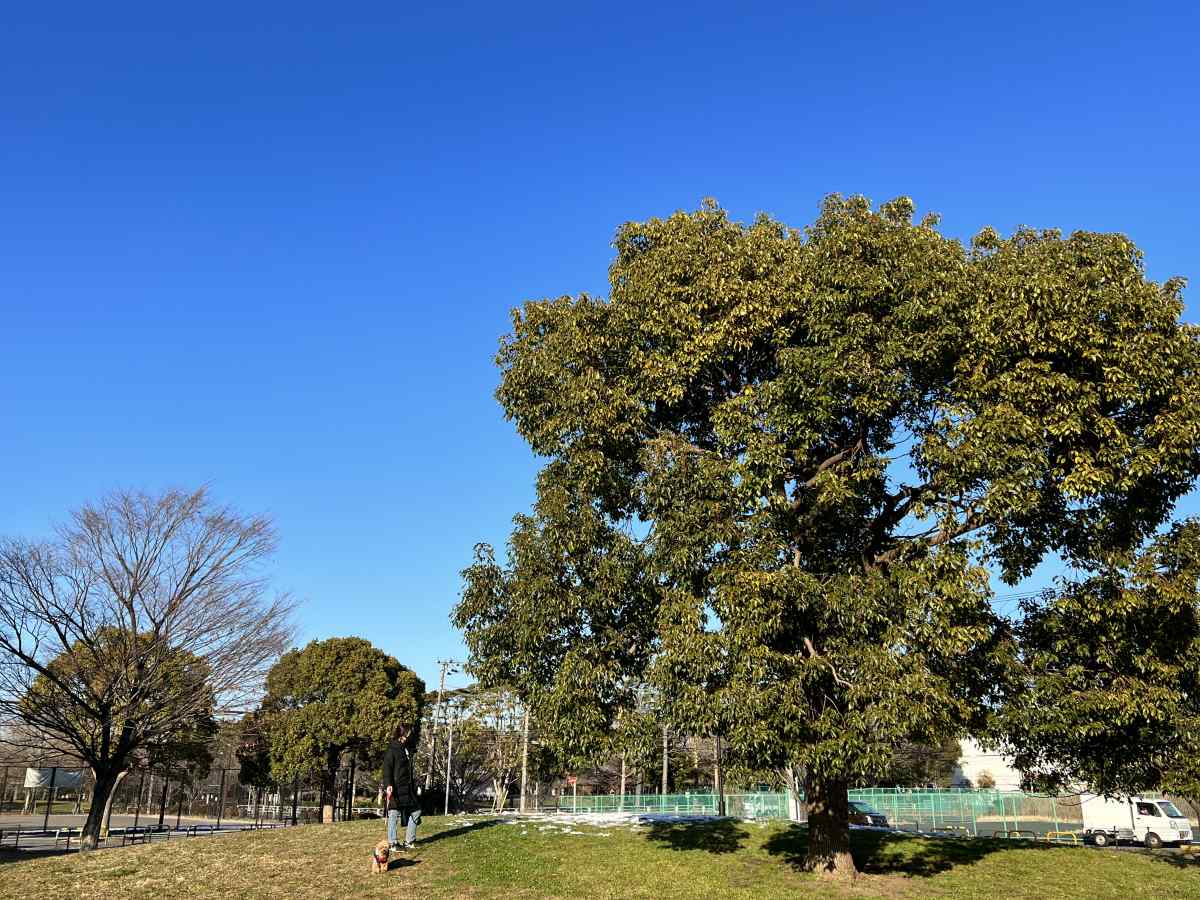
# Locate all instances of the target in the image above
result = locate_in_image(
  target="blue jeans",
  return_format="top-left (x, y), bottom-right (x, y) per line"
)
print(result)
top-left (387, 807), bottom-right (421, 845)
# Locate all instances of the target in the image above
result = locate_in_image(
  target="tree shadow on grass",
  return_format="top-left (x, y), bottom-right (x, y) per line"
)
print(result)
top-left (0, 847), bottom-right (73, 865)
top-left (643, 818), bottom-right (751, 855)
top-left (764, 826), bottom-right (1060, 877)
top-left (415, 818), bottom-right (503, 847)
top-left (1140, 849), bottom-right (1200, 871)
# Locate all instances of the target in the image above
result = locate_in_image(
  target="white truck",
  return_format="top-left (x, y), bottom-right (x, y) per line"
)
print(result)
top-left (1080, 795), bottom-right (1193, 848)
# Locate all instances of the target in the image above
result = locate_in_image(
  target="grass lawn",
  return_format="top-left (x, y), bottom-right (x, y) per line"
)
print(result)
top-left (1, 814), bottom-right (1197, 899)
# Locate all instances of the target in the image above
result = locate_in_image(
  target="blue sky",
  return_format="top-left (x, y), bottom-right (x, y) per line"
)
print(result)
top-left (2, 3), bottom-right (1197, 691)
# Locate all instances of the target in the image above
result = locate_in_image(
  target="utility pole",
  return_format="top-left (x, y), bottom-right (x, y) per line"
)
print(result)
top-left (519, 705), bottom-right (530, 813)
top-left (425, 659), bottom-right (456, 791)
top-left (443, 703), bottom-right (458, 816)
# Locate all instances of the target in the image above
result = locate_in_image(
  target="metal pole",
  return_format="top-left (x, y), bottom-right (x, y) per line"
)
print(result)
top-left (42, 767), bottom-right (58, 832)
top-left (573, 780), bottom-right (577, 813)
top-left (291, 778), bottom-right (299, 826)
top-left (444, 708), bottom-right (455, 816)
top-left (519, 707), bottom-right (530, 814)
top-left (216, 769), bottom-right (227, 829)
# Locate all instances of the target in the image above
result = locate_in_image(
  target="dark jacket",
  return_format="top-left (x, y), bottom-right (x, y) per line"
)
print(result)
top-left (382, 739), bottom-right (417, 810)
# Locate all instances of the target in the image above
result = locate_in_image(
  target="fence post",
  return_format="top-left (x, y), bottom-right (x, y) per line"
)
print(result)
top-left (42, 767), bottom-right (58, 832)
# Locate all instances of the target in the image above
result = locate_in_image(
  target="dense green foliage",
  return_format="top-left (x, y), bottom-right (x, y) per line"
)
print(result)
top-left (256, 637), bottom-right (424, 818)
top-left (456, 196), bottom-right (1200, 874)
top-left (998, 522), bottom-right (1200, 796)
top-left (21, 629), bottom-right (217, 771)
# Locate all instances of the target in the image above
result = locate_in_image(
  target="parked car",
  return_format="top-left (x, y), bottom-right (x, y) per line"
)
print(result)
top-left (848, 801), bottom-right (890, 828)
top-left (1081, 795), bottom-right (1193, 848)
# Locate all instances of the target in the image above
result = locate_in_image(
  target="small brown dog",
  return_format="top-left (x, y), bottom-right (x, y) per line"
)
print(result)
top-left (371, 838), bottom-right (391, 873)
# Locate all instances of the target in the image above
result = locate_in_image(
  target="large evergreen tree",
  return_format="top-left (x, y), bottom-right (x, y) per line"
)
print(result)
top-left (456, 197), bottom-right (1200, 876)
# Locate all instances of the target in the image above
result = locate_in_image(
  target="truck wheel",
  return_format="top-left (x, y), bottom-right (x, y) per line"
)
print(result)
top-left (1092, 832), bottom-right (1110, 847)
top-left (1145, 832), bottom-right (1163, 850)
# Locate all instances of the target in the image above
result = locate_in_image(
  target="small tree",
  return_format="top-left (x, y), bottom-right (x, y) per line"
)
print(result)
top-left (877, 737), bottom-right (963, 787)
top-left (0, 488), bottom-right (293, 849)
top-left (258, 637), bottom-right (424, 823)
top-left (236, 711), bottom-right (275, 817)
top-left (461, 687), bottom-right (524, 811)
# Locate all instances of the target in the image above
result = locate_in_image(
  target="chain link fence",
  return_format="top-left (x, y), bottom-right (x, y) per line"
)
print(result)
top-left (547, 785), bottom-right (1200, 838)
top-left (0, 756), bottom-right (392, 844)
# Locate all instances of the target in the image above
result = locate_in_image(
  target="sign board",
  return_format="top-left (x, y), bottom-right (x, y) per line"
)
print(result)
top-left (23, 768), bottom-right (84, 790)
top-left (566, 775), bottom-right (577, 786)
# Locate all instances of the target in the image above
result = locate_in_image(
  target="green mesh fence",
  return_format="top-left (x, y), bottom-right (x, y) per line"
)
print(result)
top-left (553, 787), bottom-right (1085, 837)
top-left (847, 788), bottom-right (1083, 837)
top-left (554, 793), bottom-right (718, 815)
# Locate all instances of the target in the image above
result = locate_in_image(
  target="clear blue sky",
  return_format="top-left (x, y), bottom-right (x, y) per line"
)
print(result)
top-left (2, 3), bottom-right (1197, 692)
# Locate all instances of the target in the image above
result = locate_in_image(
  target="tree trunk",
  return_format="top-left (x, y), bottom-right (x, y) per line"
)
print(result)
top-left (102, 770), bottom-right (129, 838)
top-left (619, 753), bottom-right (626, 811)
top-left (81, 766), bottom-right (124, 851)
top-left (519, 708), bottom-right (529, 813)
top-left (158, 774), bottom-right (170, 826)
top-left (803, 773), bottom-right (855, 878)
top-left (661, 727), bottom-right (669, 795)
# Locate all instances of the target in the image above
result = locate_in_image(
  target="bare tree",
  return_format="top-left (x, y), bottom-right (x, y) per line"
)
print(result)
top-left (0, 488), bottom-right (294, 848)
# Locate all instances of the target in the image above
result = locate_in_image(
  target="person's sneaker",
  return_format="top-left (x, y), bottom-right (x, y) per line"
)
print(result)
top-left (390, 842), bottom-right (403, 851)
top-left (402, 841), bottom-right (416, 851)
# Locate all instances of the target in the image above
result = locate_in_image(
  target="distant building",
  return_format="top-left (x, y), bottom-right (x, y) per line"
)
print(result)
top-left (953, 738), bottom-right (1022, 790)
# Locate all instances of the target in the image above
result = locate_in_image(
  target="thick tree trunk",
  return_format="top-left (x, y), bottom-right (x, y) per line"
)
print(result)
top-left (158, 774), bottom-right (170, 826)
top-left (803, 773), bottom-right (856, 878)
top-left (81, 766), bottom-right (124, 851)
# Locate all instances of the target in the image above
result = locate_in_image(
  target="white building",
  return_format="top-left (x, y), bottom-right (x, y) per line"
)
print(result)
top-left (953, 738), bottom-right (1022, 790)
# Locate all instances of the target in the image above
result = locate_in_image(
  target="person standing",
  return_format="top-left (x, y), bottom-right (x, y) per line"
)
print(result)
top-left (382, 722), bottom-right (421, 850)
